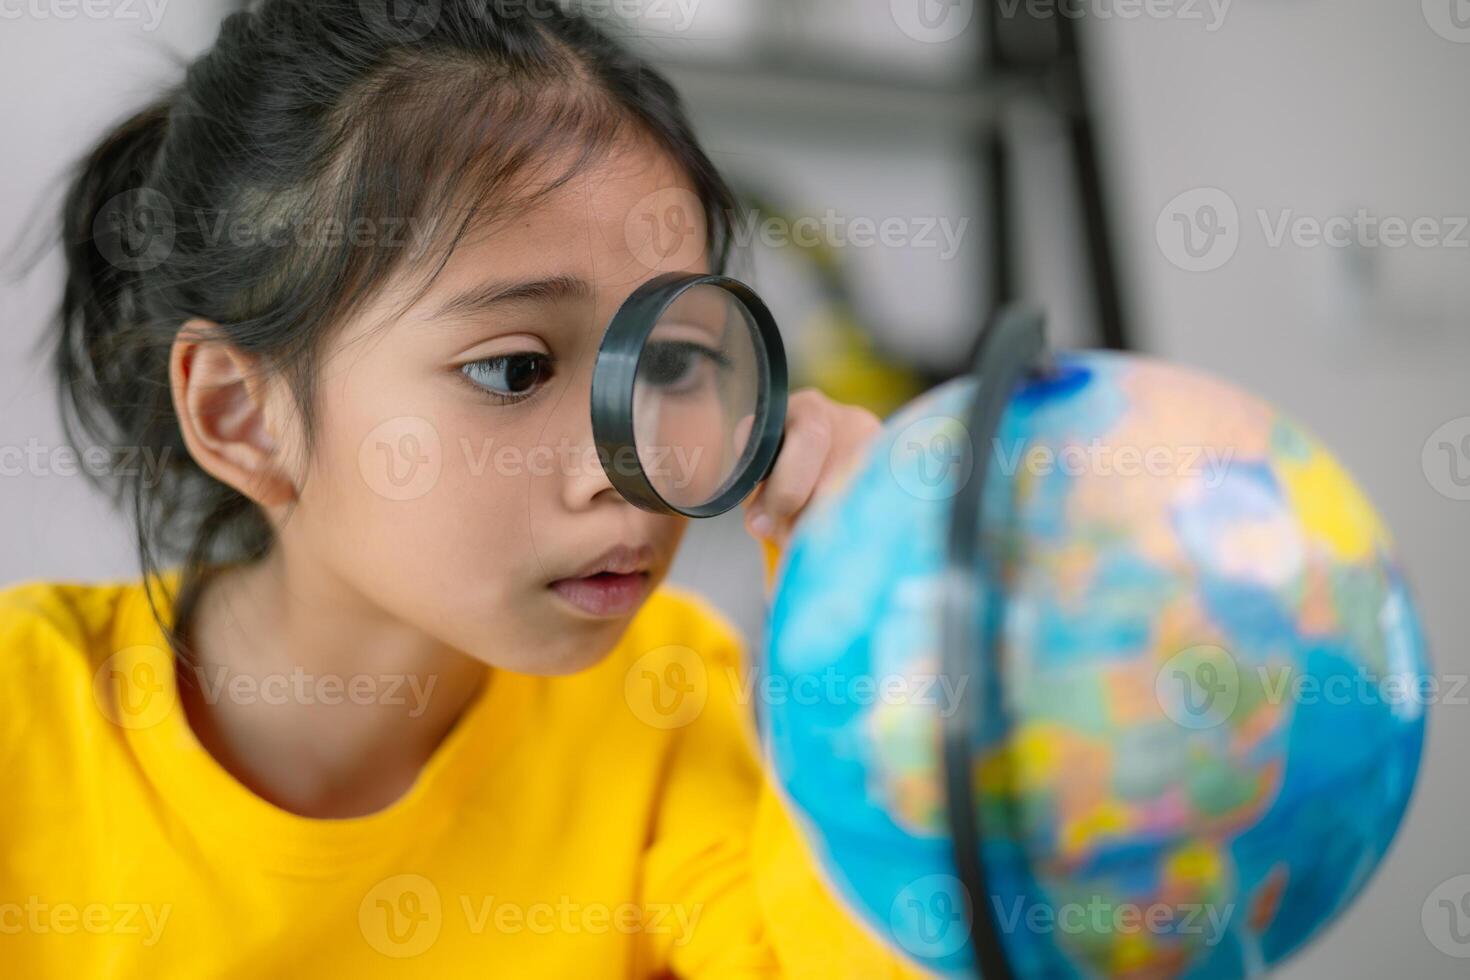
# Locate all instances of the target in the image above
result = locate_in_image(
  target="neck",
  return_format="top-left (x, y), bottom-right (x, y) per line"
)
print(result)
top-left (178, 548), bottom-right (489, 818)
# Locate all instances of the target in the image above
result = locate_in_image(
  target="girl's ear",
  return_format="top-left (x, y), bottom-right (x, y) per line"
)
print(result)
top-left (170, 318), bottom-right (300, 509)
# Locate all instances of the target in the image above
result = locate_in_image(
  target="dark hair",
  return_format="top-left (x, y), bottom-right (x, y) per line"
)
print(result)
top-left (44, 0), bottom-right (738, 655)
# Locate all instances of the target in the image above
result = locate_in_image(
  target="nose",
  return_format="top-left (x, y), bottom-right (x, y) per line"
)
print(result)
top-left (552, 353), bottom-right (622, 513)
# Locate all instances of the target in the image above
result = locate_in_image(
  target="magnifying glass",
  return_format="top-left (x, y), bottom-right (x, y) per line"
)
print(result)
top-left (592, 272), bottom-right (788, 518)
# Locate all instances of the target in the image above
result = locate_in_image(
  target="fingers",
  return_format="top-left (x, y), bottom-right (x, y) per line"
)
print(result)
top-left (834, 403), bottom-right (883, 462)
top-left (746, 389), bottom-right (842, 543)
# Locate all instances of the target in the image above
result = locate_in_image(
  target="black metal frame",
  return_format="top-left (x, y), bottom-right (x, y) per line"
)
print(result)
top-left (591, 272), bottom-right (788, 519)
top-left (979, 2), bottom-right (1130, 355)
top-left (947, 7), bottom-right (1132, 965)
top-left (942, 305), bottom-right (1051, 978)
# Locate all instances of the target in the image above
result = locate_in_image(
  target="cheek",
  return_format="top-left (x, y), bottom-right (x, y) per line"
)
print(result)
top-left (293, 363), bottom-right (540, 609)
top-left (281, 353), bottom-right (692, 672)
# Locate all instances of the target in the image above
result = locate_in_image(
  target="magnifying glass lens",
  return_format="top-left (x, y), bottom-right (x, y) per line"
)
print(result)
top-left (632, 284), bottom-right (767, 510)
top-left (593, 272), bottom-right (786, 517)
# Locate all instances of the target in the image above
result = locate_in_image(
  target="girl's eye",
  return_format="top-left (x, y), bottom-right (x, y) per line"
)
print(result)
top-left (460, 353), bottom-right (553, 403)
top-left (637, 340), bottom-right (730, 396)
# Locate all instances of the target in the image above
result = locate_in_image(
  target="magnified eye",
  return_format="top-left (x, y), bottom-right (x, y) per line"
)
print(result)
top-left (638, 340), bottom-right (730, 396)
top-left (461, 353), bottom-right (553, 403)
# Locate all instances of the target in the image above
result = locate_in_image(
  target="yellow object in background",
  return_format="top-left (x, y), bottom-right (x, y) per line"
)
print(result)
top-left (739, 192), bottom-right (932, 422)
top-left (793, 309), bottom-right (926, 422)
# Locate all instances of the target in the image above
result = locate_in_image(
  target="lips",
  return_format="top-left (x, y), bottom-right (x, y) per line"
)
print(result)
top-left (549, 572), bottom-right (651, 617)
top-left (548, 544), bottom-right (656, 617)
top-left (563, 544), bottom-right (656, 580)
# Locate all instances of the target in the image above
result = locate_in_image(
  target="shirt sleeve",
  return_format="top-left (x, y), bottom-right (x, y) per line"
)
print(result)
top-left (633, 597), bottom-right (935, 980)
top-left (0, 582), bottom-right (90, 775)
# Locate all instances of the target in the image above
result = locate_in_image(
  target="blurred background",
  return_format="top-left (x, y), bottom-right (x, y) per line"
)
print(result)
top-left (1, 1), bottom-right (1467, 976)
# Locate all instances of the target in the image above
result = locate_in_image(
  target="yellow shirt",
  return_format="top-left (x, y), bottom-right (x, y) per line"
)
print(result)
top-left (0, 572), bottom-right (930, 978)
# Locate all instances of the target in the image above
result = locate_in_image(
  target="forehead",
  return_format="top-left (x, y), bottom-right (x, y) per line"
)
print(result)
top-left (434, 137), bottom-right (714, 298)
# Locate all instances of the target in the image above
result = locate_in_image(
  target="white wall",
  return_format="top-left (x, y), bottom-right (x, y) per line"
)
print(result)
top-left (1, 2), bottom-right (235, 584)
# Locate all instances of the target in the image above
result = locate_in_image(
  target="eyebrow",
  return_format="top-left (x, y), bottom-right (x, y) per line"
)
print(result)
top-left (429, 274), bottom-right (594, 321)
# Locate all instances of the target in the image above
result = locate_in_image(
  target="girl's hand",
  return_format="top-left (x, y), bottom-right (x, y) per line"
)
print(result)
top-left (744, 389), bottom-right (883, 547)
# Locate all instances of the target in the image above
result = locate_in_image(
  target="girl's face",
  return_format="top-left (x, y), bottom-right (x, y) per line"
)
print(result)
top-left (278, 139), bottom-right (711, 675)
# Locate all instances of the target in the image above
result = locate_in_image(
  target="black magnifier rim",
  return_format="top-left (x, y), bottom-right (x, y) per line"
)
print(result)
top-left (592, 271), bottom-right (788, 518)
top-left (941, 305), bottom-right (1049, 980)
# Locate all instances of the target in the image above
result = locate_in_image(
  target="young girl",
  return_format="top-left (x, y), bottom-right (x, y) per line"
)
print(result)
top-left (0, 2), bottom-right (925, 976)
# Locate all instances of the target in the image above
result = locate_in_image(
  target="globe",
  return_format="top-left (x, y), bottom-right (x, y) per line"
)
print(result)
top-left (763, 350), bottom-right (1428, 978)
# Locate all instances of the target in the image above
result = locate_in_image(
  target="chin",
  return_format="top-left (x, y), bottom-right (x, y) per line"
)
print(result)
top-left (510, 641), bottom-right (620, 677)
top-left (478, 622), bottom-right (627, 678)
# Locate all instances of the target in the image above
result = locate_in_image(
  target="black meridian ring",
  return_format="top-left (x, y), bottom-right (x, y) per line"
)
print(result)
top-left (592, 272), bottom-right (788, 518)
top-left (941, 305), bottom-right (1050, 979)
